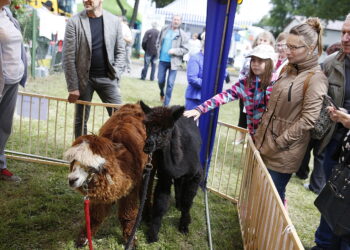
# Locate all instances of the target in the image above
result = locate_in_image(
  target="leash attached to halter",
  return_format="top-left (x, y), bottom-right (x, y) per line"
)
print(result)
top-left (125, 153), bottom-right (153, 250)
top-left (83, 174), bottom-right (95, 250)
top-left (84, 196), bottom-right (93, 250)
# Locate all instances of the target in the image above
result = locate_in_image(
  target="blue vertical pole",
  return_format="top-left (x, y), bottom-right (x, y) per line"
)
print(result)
top-left (199, 0), bottom-right (237, 184)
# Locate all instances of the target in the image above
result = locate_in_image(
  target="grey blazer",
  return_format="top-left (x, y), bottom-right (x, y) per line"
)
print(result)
top-left (62, 10), bottom-right (125, 93)
top-left (0, 7), bottom-right (28, 97)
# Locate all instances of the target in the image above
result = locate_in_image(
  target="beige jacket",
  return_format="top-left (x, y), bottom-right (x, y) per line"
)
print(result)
top-left (254, 56), bottom-right (328, 173)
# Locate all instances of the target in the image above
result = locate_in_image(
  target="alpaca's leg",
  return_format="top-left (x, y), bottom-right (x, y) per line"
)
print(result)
top-left (118, 188), bottom-right (139, 244)
top-left (178, 172), bottom-right (201, 234)
top-left (148, 175), bottom-right (172, 243)
top-left (75, 201), bottom-right (113, 248)
top-left (174, 177), bottom-right (184, 210)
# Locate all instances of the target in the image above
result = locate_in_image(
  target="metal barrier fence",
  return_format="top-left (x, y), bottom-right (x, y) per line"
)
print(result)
top-left (6, 92), bottom-right (120, 166)
top-left (207, 122), bottom-right (304, 250)
top-left (7, 92), bottom-right (304, 250)
top-left (206, 121), bottom-right (248, 203)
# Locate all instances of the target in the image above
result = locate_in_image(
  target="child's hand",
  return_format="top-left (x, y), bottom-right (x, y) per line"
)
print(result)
top-left (183, 109), bottom-right (201, 121)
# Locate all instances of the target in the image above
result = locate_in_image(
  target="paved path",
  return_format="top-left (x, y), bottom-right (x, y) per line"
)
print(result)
top-left (126, 58), bottom-right (188, 85)
top-left (127, 58), bottom-right (238, 89)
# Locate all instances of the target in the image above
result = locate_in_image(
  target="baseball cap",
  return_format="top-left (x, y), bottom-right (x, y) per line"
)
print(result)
top-left (246, 44), bottom-right (277, 64)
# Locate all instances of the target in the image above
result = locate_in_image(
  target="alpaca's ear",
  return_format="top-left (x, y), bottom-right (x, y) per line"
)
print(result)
top-left (172, 106), bottom-right (185, 121)
top-left (140, 100), bottom-right (152, 114)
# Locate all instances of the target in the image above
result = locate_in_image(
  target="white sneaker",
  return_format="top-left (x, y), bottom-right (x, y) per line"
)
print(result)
top-left (232, 139), bottom-right (244, 145)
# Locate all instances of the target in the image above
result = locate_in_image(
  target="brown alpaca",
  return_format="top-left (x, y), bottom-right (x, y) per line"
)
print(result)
top-left (64, 103), bottom-right (148, 248)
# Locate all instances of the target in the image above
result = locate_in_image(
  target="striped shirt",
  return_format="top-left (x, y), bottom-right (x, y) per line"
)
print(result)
top-left (196, 77), bottom-right (274, 137)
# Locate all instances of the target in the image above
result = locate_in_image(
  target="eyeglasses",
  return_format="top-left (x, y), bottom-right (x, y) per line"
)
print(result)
top-left (276, 43), bottom-right (287, 49)
top-left (286, 44), bottom-right (306, 51)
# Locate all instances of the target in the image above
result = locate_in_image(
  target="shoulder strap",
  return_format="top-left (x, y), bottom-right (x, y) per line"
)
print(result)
top-left (279, 64), bottom-right (288, 76)
top-left (303, 71), bottom-right (316, 97)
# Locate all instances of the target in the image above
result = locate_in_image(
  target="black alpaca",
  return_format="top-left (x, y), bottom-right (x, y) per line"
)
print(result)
top-left (140, 101), bottom-right (202, 243)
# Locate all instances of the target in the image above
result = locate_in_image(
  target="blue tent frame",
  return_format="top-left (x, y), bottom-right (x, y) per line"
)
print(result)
top-left (199, 0), bottom-right (238, 185)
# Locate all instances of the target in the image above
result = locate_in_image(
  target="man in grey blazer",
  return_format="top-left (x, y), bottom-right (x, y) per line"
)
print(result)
top-left (62, 0), bottom-right (125, 138)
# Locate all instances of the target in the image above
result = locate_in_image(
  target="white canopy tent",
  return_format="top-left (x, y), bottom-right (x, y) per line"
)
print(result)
top-left (155, 0), bottom-right (253, 29)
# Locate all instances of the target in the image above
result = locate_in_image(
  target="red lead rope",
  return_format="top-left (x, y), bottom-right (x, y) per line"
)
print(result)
top-left (84, 198), bottom-right (94, 250)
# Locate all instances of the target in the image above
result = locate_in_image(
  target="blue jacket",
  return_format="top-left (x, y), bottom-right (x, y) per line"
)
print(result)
top-left (0, 7), bottom-right (27, 97)
top-left (185, 52), bottom-right (203, 110)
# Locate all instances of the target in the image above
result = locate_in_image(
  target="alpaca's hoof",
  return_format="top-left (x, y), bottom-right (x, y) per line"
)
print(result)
top-left (178, 224), bottom-right (189, 235)
top-left (75, 235), bottom-right (88, 248)
top-left (147, 230), bottom-right (159, 243)
top-left (124, 236), bottom-right (137, 250)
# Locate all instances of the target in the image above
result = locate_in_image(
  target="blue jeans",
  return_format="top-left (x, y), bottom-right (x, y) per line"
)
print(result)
top-left (268, 169), bottom-right (292, 202)
top-left (158, 61), bottom-right (177, 106)
top-left (141, 53), bottom-right (157, 81)
top-left (315, 139), bottom-right (350, 249)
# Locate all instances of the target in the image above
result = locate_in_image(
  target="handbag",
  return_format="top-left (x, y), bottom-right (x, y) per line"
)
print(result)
top-left (303, 72), bottom-right (334, 140)
top-left (310, 95), bottom-right (334, 139)
top-left (314, 152), bottom-right (350, 239)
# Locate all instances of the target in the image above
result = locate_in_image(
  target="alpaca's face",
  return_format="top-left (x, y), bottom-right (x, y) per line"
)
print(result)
top-left (139, 101), bottom-right (185, 154)
top-left (68, 161), bottom-right (90, 188)
top-left (64, 140), bottom-right (106, 188)
top-left (143, 123), bottom-right (172, 153)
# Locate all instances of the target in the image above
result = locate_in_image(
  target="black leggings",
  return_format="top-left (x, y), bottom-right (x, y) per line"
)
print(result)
top-left (238, 99), bottom-right (247, 128)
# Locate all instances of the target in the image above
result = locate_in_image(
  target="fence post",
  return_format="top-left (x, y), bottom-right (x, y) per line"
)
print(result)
top-left (31, 8), bottom-right (37, 78)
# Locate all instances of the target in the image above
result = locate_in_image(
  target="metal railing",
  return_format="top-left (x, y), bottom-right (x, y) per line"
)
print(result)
top-left (6, 92), bottom-right (120, 165)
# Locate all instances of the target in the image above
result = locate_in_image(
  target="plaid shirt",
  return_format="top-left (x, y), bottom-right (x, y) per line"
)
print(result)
top-left (196, 77), bottom-right (274, 137)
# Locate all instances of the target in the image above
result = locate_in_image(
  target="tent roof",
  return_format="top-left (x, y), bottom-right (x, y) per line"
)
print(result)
top-left (155, 0), bottom-right (253, 27)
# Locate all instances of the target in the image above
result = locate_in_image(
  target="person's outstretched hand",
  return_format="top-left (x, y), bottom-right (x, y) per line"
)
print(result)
top-left (183, 109), bottom-right (201, 121)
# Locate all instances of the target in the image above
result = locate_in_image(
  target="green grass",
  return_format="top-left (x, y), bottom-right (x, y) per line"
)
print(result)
top-left (0, 160), bottom-right (241, 250)
top-left (1, 71), bottom-right (320, 249)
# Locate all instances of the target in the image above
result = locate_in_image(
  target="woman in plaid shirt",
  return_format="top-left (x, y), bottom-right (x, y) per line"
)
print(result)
top-left (184, 44), bottom-right (277, 139)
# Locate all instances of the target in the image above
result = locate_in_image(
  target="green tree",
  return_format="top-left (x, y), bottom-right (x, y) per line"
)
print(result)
top-left (260, 0), bottom-right (350, 37)
top-left (129, 0), bottom-right (140, 28)
top-left (152, 0), bottom-right (174, 8)
top-left (116, 0), bottom-right (127, 16)
top-left (259, 0), bottom-right (294, 36)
